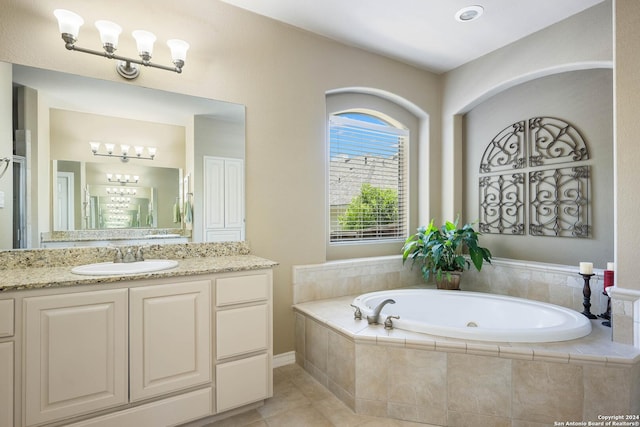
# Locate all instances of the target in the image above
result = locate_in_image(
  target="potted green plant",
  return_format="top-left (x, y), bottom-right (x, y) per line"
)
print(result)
top-left (402, 217), bottom-right (492, 290)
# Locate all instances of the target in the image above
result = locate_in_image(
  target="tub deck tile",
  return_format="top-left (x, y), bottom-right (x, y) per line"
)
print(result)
top-left (498, 346), bottom-right (534, 360)
top-left (532, 349), bottom-right (570, 363)
top-left (466, 342), bottom-right (500, 356)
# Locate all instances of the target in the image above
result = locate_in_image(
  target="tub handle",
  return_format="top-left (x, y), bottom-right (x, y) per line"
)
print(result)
top-left (384, 315), bottom-right (400, 330)
top-left (349, 304), bottom-right (362, 320)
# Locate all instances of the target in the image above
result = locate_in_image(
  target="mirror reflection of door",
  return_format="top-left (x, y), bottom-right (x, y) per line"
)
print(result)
top-left (12, 156), bottom-right (26, 248)
top-left (55, 172), bottom-right (74, 231)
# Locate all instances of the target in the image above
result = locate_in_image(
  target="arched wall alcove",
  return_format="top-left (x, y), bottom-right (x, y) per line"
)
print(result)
top-left (457, 65), bottom-right (614, 266)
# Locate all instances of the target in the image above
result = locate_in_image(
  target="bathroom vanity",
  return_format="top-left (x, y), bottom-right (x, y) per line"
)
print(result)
top-left (0, 242), bottom-right (276, 427)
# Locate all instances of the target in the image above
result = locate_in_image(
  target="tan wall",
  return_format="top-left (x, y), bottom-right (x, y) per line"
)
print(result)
top-left (614, 0), bottom-right (640, 292)
top-left (0, 0), bottom-right (441, 355)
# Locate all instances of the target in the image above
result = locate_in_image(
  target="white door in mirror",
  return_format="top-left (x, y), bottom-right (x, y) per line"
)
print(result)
top-left (71, 260), bottom-right (178, 276)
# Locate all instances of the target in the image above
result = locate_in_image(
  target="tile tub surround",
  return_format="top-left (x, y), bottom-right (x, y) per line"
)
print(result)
top-left (0, 241), bottom-right (278, 292)
top-left (293, 255), bottom-right (423, 304)
top-left (293, 296), bottom-right (640, 426)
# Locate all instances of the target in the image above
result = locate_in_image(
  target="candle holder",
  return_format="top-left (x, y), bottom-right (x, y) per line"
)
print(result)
top-left (579, 273), bottom-right (597, 319)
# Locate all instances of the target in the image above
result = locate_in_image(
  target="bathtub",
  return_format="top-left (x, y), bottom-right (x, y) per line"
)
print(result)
top-left (352, 289), bottom-right (592, 342)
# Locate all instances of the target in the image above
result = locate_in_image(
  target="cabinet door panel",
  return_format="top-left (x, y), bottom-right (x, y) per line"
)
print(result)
top-left (130, 280), bottom-right (211, 401)
top-left (216, 305), bottom-right (268, 360)
top-left (0, 299), bottom-right (14, 337)
top-left (0, 342), bottom-right (13, 427)
top-left (204, 157), bottom-right (225, 230)
top-left (24, 289), bottom-right (128, 426)
top-left (224, 159), bottom-right (244, 229)
top-left (216, 354), bottom-right (268, 413)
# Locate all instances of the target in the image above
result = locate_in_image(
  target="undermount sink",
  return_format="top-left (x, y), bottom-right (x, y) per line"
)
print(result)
top-left (71, 259), bottom-right (179, 276)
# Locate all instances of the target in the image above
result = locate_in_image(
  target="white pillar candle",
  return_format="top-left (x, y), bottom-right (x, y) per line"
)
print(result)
top-left (579, 262), bottom-right (593, 275)
top-left (607, 262), bottom-right (615, 271)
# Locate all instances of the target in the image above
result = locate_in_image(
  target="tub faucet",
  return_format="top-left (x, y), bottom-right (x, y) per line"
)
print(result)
top-left (367, 298), bottom-right (396, 324)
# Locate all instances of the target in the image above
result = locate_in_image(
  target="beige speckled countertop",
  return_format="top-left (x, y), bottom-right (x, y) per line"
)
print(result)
top-left (0, 242), bottom-right (278, 293)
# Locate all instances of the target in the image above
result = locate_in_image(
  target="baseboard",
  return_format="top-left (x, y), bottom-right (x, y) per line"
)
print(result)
top-left (272, 351), bottom-right (296, 368)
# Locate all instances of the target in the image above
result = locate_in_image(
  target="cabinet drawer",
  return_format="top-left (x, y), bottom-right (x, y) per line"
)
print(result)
top-left (66, 387), bottom-right (212, 427)
top-left (216, 354), bottom-right (268, 413)
top-left (217, 305), bottom-right (268, 360)
top-left (0, 299), bottom-right (14, 338)
top-left (216, 273), bottom-right (269, 306)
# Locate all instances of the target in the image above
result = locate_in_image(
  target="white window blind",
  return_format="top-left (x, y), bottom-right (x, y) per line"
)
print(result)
top-left (329, 114), bottom-right (408, 243)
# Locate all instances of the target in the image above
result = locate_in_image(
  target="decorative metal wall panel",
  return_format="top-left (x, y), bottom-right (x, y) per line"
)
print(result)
top-left (479, 121), bottom-right (526, 173)
top-left (479, 173), bottom-right (525, 235)
top-left (528, 117), bottom-right (589, 167)
top-left (529, 166), bottom-right (590, 237)
top-left (479, 116), bottom-right (591, 238)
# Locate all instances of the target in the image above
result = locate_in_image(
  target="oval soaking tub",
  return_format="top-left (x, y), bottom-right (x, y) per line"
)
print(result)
top-left (352, 289), bottom-right (592, 342)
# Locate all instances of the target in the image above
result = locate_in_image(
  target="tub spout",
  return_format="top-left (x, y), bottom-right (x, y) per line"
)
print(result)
top-left (367, 298), bottom-right (395, 324)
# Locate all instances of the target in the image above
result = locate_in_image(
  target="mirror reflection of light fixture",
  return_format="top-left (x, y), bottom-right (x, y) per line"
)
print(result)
top-left (54, 9), bottom-right (189, 80)
top-left (106, 187), bottom-right (137, 196)
top-left (91, 141), bottom-right (155, 162)
top-left (106, 173), bottom-right (140, 184)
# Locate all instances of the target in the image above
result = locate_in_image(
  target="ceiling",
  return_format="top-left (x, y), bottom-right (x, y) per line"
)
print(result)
top-left (220, 0), bottom-right (606, 73)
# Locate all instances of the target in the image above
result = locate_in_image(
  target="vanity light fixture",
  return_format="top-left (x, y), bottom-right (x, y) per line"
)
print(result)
top-left (106, 173), bottom-right (140, 185)
top-left (91, 141), bottom-right (156, 162)
top-left (54, 9), bottom-right (190, 80)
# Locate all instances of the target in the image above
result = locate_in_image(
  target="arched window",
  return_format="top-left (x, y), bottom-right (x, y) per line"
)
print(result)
top-left (328, 111), bottom-right (409, 243)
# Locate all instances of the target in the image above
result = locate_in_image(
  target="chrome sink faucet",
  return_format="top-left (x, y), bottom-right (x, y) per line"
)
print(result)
top-left (123, 248), bottom-right (136, 263)
top-left (366, 298), bottom-right (396, 324)
top-left (113, 247), bottom-right (124, 263)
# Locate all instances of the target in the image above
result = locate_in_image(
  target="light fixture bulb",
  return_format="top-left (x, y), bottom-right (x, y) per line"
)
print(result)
top-left (167, 39), bottom-right (190, 68)
top-left (95, 20), bottom-right (122, 53)
top-left (120, 144), bottom-right (130, 156)
top-left (54, 9), bottom-right (84, 41)
top-left (132, 30), bottom-right (156, 61)
top-left (134, 146), bottom-right (144, 156)
top-left (89, 141), bottom-right (100, 153)
top-left (106, 174), bottom-right (113, 181)
top-left (105, 143), bottom-right (115, 154)
top-left (133, 175), bottom-right (140, 182)
top-left (147, 147), bottom-right (157, 158)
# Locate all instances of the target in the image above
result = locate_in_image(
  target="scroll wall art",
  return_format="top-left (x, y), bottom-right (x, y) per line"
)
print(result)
top-left (478, 117), bottom-right (591, 237)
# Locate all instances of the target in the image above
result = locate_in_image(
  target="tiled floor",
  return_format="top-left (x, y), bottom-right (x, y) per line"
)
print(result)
top-left (204, 364), bottom-right (439, 427)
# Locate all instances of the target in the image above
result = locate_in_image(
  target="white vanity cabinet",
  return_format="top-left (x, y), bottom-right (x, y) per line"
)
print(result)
top-left (13, 267), bottom-right (273, 427)
top-left (214, 271), bottom-right (272, 412)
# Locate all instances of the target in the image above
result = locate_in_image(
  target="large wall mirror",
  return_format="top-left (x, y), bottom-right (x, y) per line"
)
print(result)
top-left (4, 62), bottom-right (245, 249)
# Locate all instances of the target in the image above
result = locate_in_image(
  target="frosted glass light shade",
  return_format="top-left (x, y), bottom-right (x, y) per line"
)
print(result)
top-left (134, 146), bottom-right (144, 156)
top-left (147, 147), bottom-right (157, 158)
top-left (105, 143), bottom-right (115, 154)
top-left (167, 39), bottom-right (190, 62)
top-left (120, 144), bottom-right (130, 155)
top-left (89, 141), bottom-right (101, 153)
top-left (95, 20), bottom-right (122, 48)
top-left (132, 30), bottom-right (156, 56)
top-left (54, 9), bottom-right (84, 38)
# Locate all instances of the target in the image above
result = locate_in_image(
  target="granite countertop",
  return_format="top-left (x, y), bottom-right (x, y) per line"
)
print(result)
top-left (0, 242), bottom-right (278, 293)
top-left (0, 255), bottom-right (277, 293)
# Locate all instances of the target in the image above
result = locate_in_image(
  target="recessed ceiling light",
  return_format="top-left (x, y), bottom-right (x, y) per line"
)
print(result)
top-left (455, 5), bottom-right (484, 22)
